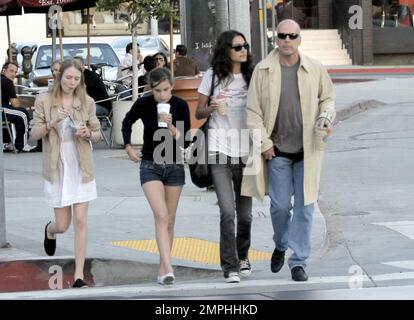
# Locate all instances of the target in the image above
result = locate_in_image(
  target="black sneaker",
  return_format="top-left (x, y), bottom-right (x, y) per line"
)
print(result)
top-left (291, 266), bottom-right (308, 282)
top-left (72, 278), bottom-right (89, 288)
top-left (270, 248), bottom-right (285, 273)
top-left (43, 221), bottom-right (56, 256)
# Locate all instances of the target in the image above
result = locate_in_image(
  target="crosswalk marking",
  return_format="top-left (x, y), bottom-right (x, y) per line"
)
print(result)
top-left (3, 270), bottom-right (414, 300)
top-left (382, 260), bottom-right (414, 271)
top-left (373, 221), bottom-right (414, 240)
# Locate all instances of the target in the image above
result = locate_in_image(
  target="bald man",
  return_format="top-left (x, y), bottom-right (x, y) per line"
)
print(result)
top-left (241, 19), bottom-right (336, 281)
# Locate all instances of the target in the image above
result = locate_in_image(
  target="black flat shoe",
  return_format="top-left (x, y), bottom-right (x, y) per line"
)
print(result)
top-left (72, 278), bottom-right (89, 288)
top-left (291, 266), bottom-right (308, 282)
top-left (270, 248), bottom-right (285, 273)
top-left (43, 221), bottom-right (56, 256)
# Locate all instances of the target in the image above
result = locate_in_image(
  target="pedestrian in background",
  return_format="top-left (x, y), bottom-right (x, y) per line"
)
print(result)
top-left (116, 42), bottom-right (145, 99)
top-left (153, 52), bottom-right (168, 69)
top-left (73, 56), bottom-right (112, 116)
top-left (173, 44), bottom-right (200, 77)
top-left (31, 59), bottom-right (102, 288)
top-left (50, 61), bottom-right (61, 81)
top-left (122, 68), bottom-right (191, 285)
top-left (241, 19), bottom-right (336, 281)
top-left (138, 55), bottom-right (156, 93)
top-left (196, 30), bottom-right (254, 284)
top-left (1, 62), bottom-right (37, 152)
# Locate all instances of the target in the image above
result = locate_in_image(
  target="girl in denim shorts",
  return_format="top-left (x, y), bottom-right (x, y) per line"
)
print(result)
top-left (122, 68), bottom-right (191, 285)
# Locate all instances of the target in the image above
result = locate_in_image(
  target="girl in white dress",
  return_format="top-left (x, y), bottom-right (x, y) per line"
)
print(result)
top-left (31, 59), bottom-right (101, 288)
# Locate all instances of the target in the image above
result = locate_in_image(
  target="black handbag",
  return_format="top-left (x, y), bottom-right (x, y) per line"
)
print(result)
top-left (188, 120), bottom-right (212, 188)
top-left (188, 72), bottom-right (215, 188)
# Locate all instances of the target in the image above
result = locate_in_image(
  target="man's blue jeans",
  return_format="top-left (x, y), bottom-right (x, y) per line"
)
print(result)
top-left (268, 156), bottom-right (314, 269)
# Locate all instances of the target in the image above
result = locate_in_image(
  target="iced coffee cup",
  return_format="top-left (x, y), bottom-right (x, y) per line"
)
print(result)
top-left (157, 103), bottom-right (171, 127)
top-left (215, 98), bottom-right (228, 116)
top-left (314, 127), bottom-right (328, 151)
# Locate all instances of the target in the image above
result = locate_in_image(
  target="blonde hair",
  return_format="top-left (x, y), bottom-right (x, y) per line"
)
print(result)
top-left (51, 59), bottom-right (87, 106)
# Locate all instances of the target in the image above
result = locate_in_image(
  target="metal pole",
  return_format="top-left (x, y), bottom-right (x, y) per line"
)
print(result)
top-left (258, 0), bottom-right (266, 60)
top-left (6, 16), bottom-right (12, 62)
top-left (87, 8), bottom-right (91, 68)
top-left (228, 0), bottom-right (251, 45)
top-left (170, 14), bottom-right (174, 77)
top-left (216, 0), bottom-right (230, 35)
top-left (271, 0), bottom-right (276, 47)
top-left (58, 13), bottom-right (64, 63)
top-left (179, 0), bottom-right (186, 46)
top-left (132, 28), bottom-right (138, 101)
top-left (52, 14), bottom-right (57, 62)
top-left (0, 85), bottom-right (9, 248)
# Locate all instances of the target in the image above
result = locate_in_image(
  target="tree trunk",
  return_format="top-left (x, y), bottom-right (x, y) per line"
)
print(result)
top-left (132, 28), bottom-right (139, 101)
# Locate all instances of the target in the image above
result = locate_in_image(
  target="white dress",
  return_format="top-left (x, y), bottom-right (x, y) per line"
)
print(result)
top-left (44, 117), bottom-right (97, 208)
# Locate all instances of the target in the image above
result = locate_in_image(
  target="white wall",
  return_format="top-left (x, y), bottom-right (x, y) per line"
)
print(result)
top-left (1, 14), bottom-right (48, 63)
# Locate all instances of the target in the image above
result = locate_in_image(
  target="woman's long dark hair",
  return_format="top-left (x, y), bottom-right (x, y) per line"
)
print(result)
top-left (211, 30), bottom-right (253, 89)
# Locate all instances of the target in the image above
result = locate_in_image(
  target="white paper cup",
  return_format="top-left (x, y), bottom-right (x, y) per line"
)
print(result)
top-left (215, 98), bottom-right (228, 115)
top-left (157, 103), bottom-right (171, 127)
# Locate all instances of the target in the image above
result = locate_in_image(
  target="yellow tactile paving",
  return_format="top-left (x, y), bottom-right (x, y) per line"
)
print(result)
top-left (111, 237), bottom-right (272, 265)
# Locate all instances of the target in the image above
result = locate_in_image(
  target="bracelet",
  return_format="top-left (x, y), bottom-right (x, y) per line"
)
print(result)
top-left (318, 111), bottom-right (333, 123)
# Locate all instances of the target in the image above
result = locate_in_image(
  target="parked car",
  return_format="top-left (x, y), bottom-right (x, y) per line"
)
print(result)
top-left (20, 40), bottom-right (120, 87)
top-left (111, 35), bottom-right (170, 62)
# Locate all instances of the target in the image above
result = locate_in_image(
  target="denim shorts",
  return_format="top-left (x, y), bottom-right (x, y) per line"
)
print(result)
top-left (139, 160), bottom-right (185, 186)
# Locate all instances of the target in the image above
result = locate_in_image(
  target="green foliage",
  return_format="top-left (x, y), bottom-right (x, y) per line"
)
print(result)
top-left (96, 0), bottom-right (178, 32)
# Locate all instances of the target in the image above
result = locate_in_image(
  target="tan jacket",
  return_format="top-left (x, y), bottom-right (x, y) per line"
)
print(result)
top-left (241, 49), bottom-right (336, 205)
top-left (31, 92), bottom-right (101, 183)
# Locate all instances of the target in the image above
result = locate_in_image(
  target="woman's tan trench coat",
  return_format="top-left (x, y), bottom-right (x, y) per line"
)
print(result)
top-left (241, 49), bottom-right (336, 205)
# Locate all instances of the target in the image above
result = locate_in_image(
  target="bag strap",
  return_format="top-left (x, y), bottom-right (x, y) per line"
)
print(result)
top-left (210, 71), bottom-right (215, 98)
top-left (205, 71), bottom-right (215, 124)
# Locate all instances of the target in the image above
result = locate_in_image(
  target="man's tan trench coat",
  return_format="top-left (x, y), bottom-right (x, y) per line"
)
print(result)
top-left (241, 49), bottom-right (336, 205)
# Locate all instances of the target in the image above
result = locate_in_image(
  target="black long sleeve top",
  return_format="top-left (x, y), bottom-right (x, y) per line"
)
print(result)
top-left (122, 95), bottom-right (191, 163)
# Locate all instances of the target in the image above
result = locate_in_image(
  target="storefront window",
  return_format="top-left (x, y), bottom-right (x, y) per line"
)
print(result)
top-left (373, 0), bottom-right (414, 28)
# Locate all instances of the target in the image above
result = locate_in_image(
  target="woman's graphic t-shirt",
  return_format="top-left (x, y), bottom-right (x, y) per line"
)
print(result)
top-left (198, 68), bottom-right (249, 157)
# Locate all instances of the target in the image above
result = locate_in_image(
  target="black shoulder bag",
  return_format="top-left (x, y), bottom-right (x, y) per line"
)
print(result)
top-left (188, 72), bottom-right (215, 188)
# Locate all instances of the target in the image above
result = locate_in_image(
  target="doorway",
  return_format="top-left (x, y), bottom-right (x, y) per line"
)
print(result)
top-left (275, 0), bottom-right (318, 29)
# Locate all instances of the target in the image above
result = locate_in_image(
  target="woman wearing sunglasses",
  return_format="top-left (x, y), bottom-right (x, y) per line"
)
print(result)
top-left (153, 52), bottom-right (168, 69)
top-left (196, 30), bottom-right (254, 284)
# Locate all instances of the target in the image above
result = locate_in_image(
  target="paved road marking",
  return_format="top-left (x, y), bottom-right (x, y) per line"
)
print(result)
top-left (111, 237), bottom-right (272, 265)
top-left (373, 221), bottom-right (414, 240)
top-left (3, 271), bottom-right (414, 300)
top-left (382, 260), bottom-right (414, 271)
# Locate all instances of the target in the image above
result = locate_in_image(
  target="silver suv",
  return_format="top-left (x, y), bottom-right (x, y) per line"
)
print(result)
top-left (23, 40), bottom-right (120, 87)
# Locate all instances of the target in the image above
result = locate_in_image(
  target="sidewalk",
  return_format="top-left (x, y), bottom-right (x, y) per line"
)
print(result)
top-left (1, 75), bottom-right (414, 295)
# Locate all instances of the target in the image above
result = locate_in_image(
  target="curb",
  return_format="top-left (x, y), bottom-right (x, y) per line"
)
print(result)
top-left (328, 67), bottom-right (414, 75)
top-left (0, 257), bottom-right (221, 293)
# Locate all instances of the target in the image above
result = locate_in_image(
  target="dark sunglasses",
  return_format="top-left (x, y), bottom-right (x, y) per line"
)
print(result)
top-left (277, 33), bottom-right (299, 40)
top-left (231, 43), bottom-right (250, 52)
